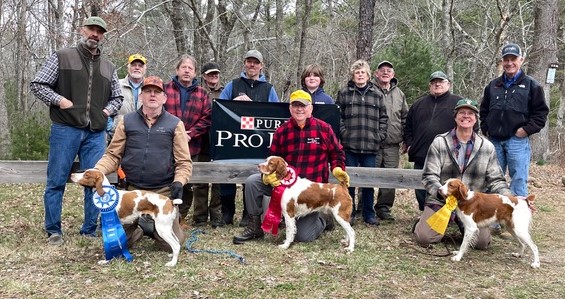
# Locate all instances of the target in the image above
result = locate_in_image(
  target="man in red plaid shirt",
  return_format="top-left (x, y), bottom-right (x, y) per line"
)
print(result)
top-left (233, 90), bottom-right (347, 244)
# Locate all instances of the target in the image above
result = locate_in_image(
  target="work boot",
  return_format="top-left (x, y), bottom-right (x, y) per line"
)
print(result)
top-left (221, 195), bottom-right (236, 225)
top-left (239, 209), bottom-right (249, 227)
top-left (233, 215), bottom-right (264, 244)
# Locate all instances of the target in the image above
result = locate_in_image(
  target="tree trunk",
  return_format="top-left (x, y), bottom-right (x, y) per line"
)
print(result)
top-left (355, 0), bottom-right (377, 61)
top-left (528, 0), bottom-right (558, 162)
top-left (166, 0), bottom-right (188, 55)
top-left (442, 0), bottom-right (455, 83)
top-left (295, 0), bottom-right (312, 88)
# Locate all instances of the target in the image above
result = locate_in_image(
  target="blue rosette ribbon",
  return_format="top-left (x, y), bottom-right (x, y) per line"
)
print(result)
top-left (93, 185), bottom-right (133, 262)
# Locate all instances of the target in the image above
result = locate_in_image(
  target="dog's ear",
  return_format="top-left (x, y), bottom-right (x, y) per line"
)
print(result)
top-left (275, 158), bottom-right (288, 179)
top-left (457, 180), bottom-right (468, 199)
top-left (93, 171), bottom-right (106, 196)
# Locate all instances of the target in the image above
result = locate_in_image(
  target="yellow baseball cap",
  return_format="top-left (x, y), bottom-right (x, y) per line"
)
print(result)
top-left (289, 90), bottom-right (312, 105)
top-left (128, 54), bottom-right (147, 64)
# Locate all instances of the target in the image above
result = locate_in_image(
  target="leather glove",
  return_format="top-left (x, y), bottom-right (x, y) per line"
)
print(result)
top-left (262, 172), bottom-right (281, 187)
top-left (170, 181), bottom-right (183, 200)
top-left (332, 167), bottom-right (350, 187)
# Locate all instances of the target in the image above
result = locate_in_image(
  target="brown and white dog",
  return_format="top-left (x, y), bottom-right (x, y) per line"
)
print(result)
top-left (70, 169), bottom-right (182, 267)
top-left (259, 156), bottom-right (355, 253)
top-left (439, 178), bottom-right (540, 268)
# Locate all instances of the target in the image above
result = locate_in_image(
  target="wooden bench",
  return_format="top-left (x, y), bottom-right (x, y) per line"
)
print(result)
top-left (0, 160), bottom-right (424, 189)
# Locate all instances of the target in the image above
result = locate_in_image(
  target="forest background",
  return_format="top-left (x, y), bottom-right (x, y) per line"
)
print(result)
top-left (0, 0), bottom-right (564, 163)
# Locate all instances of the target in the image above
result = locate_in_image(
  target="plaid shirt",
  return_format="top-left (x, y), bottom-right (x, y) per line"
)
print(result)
top-left (163, 80), bottom-right (212, 156)
top-left (30, 49), bottom-right (122, 115)
top-left (269, 117), bottom-right (345, 183)
top-left (422, 130), bottom-right (510, 207)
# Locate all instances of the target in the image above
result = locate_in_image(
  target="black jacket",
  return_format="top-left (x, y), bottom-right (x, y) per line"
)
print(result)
top-left (480, 71), bottom-right (548, 139)
top-left (404, 91), bottom-right (462, 165)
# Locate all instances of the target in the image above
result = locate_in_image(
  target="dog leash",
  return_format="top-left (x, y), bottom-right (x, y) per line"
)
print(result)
top-left (185, 229), bottom-right (246, 264)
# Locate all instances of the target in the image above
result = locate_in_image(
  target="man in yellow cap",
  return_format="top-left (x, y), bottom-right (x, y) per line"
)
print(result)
top-left (233, 90), bottom-right (348, 244)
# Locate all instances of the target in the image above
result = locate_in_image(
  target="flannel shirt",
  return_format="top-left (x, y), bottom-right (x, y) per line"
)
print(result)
top-left (269, 117), bottom-right (345, 183)
top-left (422, 130), bottom-right (510, 207)
top-left (164, 79), bottom-right (212, 156)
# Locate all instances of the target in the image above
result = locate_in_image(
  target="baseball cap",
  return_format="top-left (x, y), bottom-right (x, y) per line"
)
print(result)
top-left (289, 90), bottom-right (312, 106)
top-left (377, 60), bottom-right (394, 69)
top-left (201, 62), bottom-right (221, 74)
top-left (244, 50), bottom-right (263, 63)
top-left (128, 54), bottom-right (147, 64)
top-left (83, 16), bottom-right (107, 32)
top-left (142, 76), bottom-right (164, 92)
top-left (429, 71), bottom-right (449, 82)
top-left (454, 98), bottom-right (479, 114)
top-left (501, 43), bottom-right (522, 58)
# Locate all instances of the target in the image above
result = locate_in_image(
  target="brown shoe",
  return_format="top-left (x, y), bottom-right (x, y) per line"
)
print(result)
top-left (179, 217), bottom-right (191, 231)
top-left (127, 227), bottom-right (143, 249)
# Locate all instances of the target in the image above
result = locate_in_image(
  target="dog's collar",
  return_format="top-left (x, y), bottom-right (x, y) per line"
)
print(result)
top-left (280, 166), bottom-right (297, 187)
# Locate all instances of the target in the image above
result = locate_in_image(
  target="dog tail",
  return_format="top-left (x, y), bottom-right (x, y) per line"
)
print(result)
top-left (172, 199), bottom-right (183, 205)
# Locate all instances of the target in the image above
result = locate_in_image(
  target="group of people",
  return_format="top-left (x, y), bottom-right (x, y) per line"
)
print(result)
top-left (31, 16), bottom-right (548, 255)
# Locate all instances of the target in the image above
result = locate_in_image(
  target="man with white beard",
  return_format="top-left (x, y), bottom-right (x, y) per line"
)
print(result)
top-left (106, 54), bottom-right (148, 142)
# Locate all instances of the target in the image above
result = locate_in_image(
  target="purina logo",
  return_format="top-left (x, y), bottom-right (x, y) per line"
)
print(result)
top-left (240, 116), bottom-right (287, 131)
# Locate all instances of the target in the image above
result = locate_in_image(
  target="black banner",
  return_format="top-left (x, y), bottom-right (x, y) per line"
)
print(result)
top-left (210, 100), bottom-right (340, 162)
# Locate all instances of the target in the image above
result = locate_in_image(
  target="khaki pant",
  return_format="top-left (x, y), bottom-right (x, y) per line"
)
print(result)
top-left (413, 206), bottom-right (491, 249)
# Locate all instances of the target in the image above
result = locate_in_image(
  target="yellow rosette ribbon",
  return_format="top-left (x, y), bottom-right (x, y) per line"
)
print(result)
top-left (426, 195), bottom-right (458, 235)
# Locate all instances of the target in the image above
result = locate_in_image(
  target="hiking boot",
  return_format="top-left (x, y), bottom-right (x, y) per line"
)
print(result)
top-left (221, 195), bottom-right (235, 225)
top-left (233, 215), bottom-right (264, 244)
top-left (127, 227), bottom-right (143, 249)
top-left (239, 210), bottom-right (249, 227)
top-left (364, 217), bottom-right (380, 226)
top-left (377, 210), bottom-right (395, 221)
top-left (47, 233), bottom-right (63, 246)
top-left (322, 213), bottom-right (335, 231)
top-left (211, 218), bottom-right (226, 228)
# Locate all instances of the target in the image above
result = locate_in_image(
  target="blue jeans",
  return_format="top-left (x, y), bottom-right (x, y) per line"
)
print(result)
top-left (44, 123), bottom-right (106, 236)
top-left (490, 136), bottom-right (530, 196)
top-left (346, 152), bottom-right (376, 220)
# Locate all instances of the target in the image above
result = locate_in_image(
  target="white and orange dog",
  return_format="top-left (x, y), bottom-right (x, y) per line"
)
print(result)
top-left (439, 178), bottom-right (540, 268)
top-left (70, 169), bottom-right (182, 267)
top-left (259, 156), bottom-right (355, 253)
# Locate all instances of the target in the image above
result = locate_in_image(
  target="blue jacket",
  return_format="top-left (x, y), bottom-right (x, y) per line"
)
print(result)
top-left (304, 87), bottom-right (334, 104)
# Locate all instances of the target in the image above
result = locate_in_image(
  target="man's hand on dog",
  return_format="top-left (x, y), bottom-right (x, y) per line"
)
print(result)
top-left (262, 172), bottom-right (281, 187)
top-left (332, 167), bottom-right (350, 187)
top-left (170, 181), bottom-right (183, 199)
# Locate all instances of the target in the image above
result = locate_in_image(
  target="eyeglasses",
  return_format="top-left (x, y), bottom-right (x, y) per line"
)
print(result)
top-left (430, 80), bottom-right (448, 85)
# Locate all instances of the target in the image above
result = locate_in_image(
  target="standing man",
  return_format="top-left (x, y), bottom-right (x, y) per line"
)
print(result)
top-left (233, 90), bottom-right (345, 244)
top-left (218, 49), bottom-right (279, 227)
top-left (480, 43), bottom-right (549, 197)
top-left (403, 71), bottom-right (462, 211)
top-left (372, 61), bottom-right (409, 221)
top-left (336, 59), bottom-right (388, 226)
top-left (95, 76), bottom-right (192, 251)
top-left (107, 54), bottom-right (147, 142)
top-left (164, 55), bottom-right (212, 229)
top-left (191, 61), bottom-right (224, 228)
top-left (30, 16), bottom-right (123, 245)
